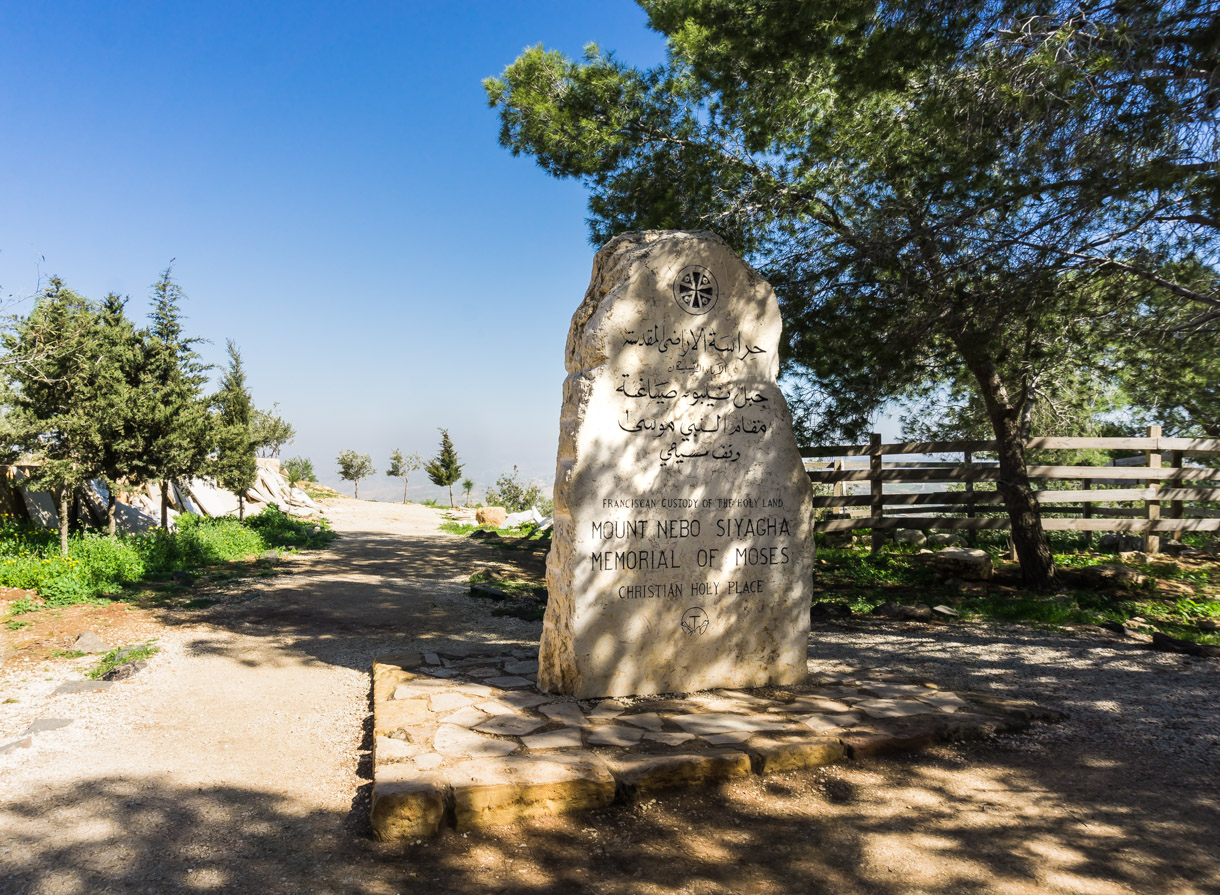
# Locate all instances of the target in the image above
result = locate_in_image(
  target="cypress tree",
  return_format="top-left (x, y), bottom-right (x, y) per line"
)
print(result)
top-left (211, 340), bottom-right (258, 519)
top-left (424, 429), bottom-right (463, 508)
top-left (2, 279), bottom-right (105, 553)
top-left (134, 267), bottom-right (213, 528)
top-left (92, 293), bottom-right (146, 535)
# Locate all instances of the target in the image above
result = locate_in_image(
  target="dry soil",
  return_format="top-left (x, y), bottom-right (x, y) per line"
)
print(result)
top-left (1, 498), bottom-right (1218, 895)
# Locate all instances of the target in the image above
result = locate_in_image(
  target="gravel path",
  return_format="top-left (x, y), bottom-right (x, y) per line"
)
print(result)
top-left (1, 500), bottom-right (1217, 895)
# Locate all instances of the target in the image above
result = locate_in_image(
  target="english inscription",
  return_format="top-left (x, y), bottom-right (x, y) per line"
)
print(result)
top-left (540, 231), bottom-right (815, 698)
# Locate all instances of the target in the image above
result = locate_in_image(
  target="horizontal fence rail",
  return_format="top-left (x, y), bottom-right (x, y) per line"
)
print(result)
top-left (803, 428), bottom-right (1220, 555)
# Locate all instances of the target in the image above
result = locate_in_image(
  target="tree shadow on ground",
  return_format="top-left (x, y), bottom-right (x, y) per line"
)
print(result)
top-left (3, 739), bottom-right (1218, 895)
top-left (151, 528), bottom-right (546, 673)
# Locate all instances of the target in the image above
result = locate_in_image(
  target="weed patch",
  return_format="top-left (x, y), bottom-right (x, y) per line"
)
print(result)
top-left (88, 641), bottom-right (159, 679)
top-left (813, 545), bottom-right (1220, 643)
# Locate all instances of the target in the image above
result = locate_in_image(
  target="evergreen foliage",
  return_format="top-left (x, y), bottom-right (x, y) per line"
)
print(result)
top-left (211, 341), bottom-right (258, 519)
top-left (1, 279), bottom-right (106, 553)
top-left (336, 449), bottom-right (375, 498)
top-left (425, 429), bottom-right (463, 507)
top-left (134, 267), bottom-right (213, 528)
top-left (282, 456), bottom-right (317, 483)
top-left (484, 0), bottom-right (1219, 590)
top-left (93, 293), bottom-right (147, 535)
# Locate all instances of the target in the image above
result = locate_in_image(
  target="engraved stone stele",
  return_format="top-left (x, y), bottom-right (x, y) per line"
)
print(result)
top-left (539, 230), bottom-right (814, 699)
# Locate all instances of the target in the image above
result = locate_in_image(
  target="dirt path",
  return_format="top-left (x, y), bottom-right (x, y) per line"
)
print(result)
top-left (2, 500), bottom-right (1218, 895)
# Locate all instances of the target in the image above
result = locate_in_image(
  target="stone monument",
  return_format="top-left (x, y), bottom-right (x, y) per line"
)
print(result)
top-left (540, 230), bottom-right (814, 698)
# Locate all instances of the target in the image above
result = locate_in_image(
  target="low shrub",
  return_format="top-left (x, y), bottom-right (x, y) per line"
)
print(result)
top-left (245, 504), bottom-right (335, 550)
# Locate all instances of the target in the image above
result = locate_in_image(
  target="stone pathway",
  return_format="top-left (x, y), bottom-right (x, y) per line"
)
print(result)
top-left (370, 647), bottom-right (1062, 838)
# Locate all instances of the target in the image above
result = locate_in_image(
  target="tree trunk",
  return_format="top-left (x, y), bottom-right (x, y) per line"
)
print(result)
top-left (238, 494), bottom-right (245, 521)
top-left (402, 476), bottom-right (408, 504)
top-left (961, 350), bottom-right (1058, 591)
top-left (160, 481), bottom-right (170, 530)
top-left (107, 492), bottom-right (117, 537)
top-left (354, 479), bottom-right (359, 500)
top-left (59, 489), bottom-right (70, 556)
top-left (448, 483), bottom-right (455, 507)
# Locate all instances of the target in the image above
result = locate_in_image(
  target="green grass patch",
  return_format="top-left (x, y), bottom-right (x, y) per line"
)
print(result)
top-left (468, 571), bottom-right (542, 597)
top-left (812, 544), bottom-right (1220, 643)
top-left (0, 505), bottom-right (333, 614)
top-left (88, 641), bottom-right (159, 680)
top-left (4, 619), bottom-right (30, 630)
top-left (50, 649), bottom-right (85, 659)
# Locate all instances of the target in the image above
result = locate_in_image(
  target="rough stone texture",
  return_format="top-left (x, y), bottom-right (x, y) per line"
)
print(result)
top-left (928, 548), bottom-right (994, 580)
top-left (475, 507), bottom-right (507, 527)
top-left (73, 632), bottom-right (110, 654)
top-left (746, 736), bottom-right (845, 775)
top-left (369, 652), bottom-right (1061, 839)
top-left (51, 680), bottom-right (112, 696)
top-left (609, 751), bottom-right (752, 798)
top-left (541, 231), bottom-right (815, 698)
top-left (448, 754), bottom-right (615, 829)
top-left (1080, 563), bottom-right (1149, 587)
top-left (370, 772), bottom-right (447, 841)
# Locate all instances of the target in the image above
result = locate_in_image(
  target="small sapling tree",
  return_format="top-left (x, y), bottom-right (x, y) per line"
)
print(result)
top-left (386, 449), bottom-right (423, 504)
top-left (282, 456), bottom-right (317, 483)
top-left (461, 477), bottom-right (475, 506)
top-left (425, 429), bottom-right (463, 507)
top-left (211, 341), bottom-right (258, 519)
top-left (336, 450), bottom-right (374, 499)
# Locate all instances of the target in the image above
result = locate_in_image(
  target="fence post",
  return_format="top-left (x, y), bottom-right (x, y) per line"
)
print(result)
top-left (870, 433), bottom-right (884, 556)
top-left (1169, 449), bottom-right (1183, 544)
top-left (1144, 424), bottom-right (1161, 554)
top-left (964, 448), bottom-right (977, 547)
top-left (1081, 478), bottom-right (1093, 550)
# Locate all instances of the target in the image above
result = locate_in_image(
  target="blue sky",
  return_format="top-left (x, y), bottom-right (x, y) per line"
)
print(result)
top-left (0, 1), bottom-right (671, 501)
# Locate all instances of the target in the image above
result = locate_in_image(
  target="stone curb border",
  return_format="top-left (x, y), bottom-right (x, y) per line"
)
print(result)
top-left (369, 650), bottom-right (1063, 840)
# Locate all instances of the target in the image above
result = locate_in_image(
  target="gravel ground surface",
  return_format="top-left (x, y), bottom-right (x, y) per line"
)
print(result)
top-left (1, 499), bottom-right (1217, 895)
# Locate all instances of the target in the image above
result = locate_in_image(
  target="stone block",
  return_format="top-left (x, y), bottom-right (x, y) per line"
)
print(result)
top-left (522, 728), bottom-right (584, 751)
top-left (585, 723), bottom-right (646, 747)
top-left (374, 698), bottom-right (432, 736)
top-left (52, 680), bottom-right (112, 695)
top-left (474, 714), bottom-right (546, 737)
top-left (746, 736), bottom-right (845, 775)
top-left (448, 755), bottom-right (615, 829)
top-left (608, 751), bottom-right (752, 798)
top-left (929, 548), bottom-right (993, 581)
top-left (671, 712), bottom-right (795, 736)
top-left (538, 702), bottom-right (586, 725)
top-left (433, 724), bottom-right (518, 759)
top-left (539, 231), bottom-right (815, 698)
top-left (374, 735), bottom-right (422, 765)
top-left (370, 773), bottom-right (447, 841)
top-left (476, 507), bottom-right (507, 527)
top-left (484, 675), bottom-right (534, 689)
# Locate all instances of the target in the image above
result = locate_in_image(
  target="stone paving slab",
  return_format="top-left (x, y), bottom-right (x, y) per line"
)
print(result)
top-left (369, 649), bottom-right (1063, 840)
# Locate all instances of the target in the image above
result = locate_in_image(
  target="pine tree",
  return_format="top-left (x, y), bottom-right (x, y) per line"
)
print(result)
top-left (425, 429), bottom-right (463, 508)
top-left (386, 449), bottom-right (423, 504)
top-left (2, 279), bottom-right (106, 553)
top-left (92, 293), bottom-right (146, 535)
top-left (134, 267), bottom-right (213, 528)
top-left (211, 341), bottom-right (258, 519)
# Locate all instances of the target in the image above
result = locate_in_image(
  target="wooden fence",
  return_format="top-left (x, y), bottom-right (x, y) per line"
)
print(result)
top-left (802, 427), bottom-right (1220, 555)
